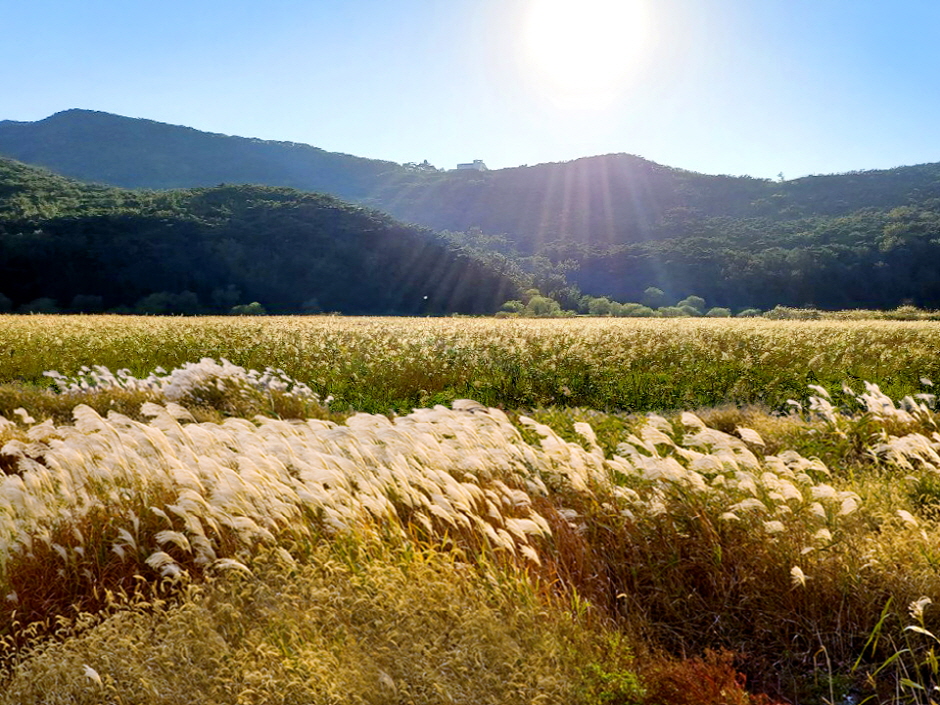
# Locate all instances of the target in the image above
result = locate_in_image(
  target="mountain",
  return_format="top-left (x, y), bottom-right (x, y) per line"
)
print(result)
top-left (0, 109), bottom-right (409, 199)
top-left (4, 110), bottom-right (940, 310)
top-left (378, 159), bottom-right (940, 310)
top-left (5, 111), bottom-right (940, 243)
top-left (0, 158), bottom-right (518, 315)
top-left (0, 111), bottom-right (789, 249)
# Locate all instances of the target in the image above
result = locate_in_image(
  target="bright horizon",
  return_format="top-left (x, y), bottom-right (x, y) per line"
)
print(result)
top-left (3, 0), bottom-right (940, 180)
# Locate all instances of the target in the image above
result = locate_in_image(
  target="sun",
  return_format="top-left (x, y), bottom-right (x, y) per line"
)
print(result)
top-left (522, 0), bottom-right (648, 108)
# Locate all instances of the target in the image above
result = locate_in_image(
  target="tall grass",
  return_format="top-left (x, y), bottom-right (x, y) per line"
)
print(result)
top-left (0, 542), bottom-right (619, 705)
top-left (2, 313), bottom-right (940, 702)
top-left (3, 357), bottom-right (940, 700)
top-left (1, 315), bottom-right (939, 413)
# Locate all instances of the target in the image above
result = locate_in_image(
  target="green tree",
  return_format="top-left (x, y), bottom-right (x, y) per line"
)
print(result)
top-left (19, 297), bottom-right (59, 314)
top-left (525, 295), bottom-right (562, 317)
top-left (210, 285), bottom-right (241, 312)
top-left (587, 297), bottom-right (613, 316)
top-left (499, 300), bottom-right (525, 314)
top-left (69, 294), bottom-right (104, 313)
top-left (619, 303), bottom-right (656, 317)
top-left (230, 302), bottom-right (266, 315)
top-left (642, 287), bottom-right (666, 308)
top-left (676, 295), bottom-right (706, 314)
top-left (521, 288), bottom-right (541, 304)
top-left (135, 291), bottom-right (201, 315)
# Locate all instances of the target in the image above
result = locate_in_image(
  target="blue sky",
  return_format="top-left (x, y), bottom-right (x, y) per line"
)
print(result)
top-left (3, 0), bottom-right (940, 179)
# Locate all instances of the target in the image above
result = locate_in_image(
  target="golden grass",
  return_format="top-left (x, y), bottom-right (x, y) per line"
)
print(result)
top-left (2, 352), bottom-right (940, 701)
top-left (1, 315), bottom-right (939, 412)
top-left (0, 543), bottom-right (609, 705)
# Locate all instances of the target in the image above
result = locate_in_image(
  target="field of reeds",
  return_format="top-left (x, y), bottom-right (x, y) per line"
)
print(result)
top-left (2, 315), bottom-right (940, 704)
top-left (1, 315), bottom-right (939, 414)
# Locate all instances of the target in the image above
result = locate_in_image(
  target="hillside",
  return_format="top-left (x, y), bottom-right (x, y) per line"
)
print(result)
top-left (0, 109), bottom-right (408, 199)
top-left (6, 111), bottom-right (940, 241)
top-left (0, 158), bottom-right (518, 315)
top-left (379, 155), bottom-right (940, 245)
top-left (4, 110), bottom-right (940, 310)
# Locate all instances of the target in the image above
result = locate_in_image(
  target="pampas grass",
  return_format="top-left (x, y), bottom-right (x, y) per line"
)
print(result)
top-left (2, 315), bottom-right (940, 413)
top-left (3, 352), bottom-right (940, 700)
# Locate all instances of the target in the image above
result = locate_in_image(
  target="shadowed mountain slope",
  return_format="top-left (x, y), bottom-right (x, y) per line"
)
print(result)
top-left (4, 110), bottom-right (940, 310)
top-left (0, 158), bottom-right (518, 315)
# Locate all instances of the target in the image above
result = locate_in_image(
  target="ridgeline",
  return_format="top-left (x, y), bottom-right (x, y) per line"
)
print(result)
top-left (3, 110), bottom-right (940, 310)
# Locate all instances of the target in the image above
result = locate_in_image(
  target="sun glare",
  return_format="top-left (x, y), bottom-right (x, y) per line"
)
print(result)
top-left (523, 0), bottom-right (647, 108)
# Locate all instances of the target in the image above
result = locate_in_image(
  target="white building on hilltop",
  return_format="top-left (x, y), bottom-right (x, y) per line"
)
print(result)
top-left (456, 159), bottom-right (487, 171)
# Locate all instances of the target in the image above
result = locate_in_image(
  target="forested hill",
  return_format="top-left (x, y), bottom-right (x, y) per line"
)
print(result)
top-left (0, 158), bottom-right (518, 315)
top-left (377, 155), bottom-right (940, 249)
top-left (5, 110), bottom-right (940, 310)
top-left (4, 111), bottom-right (940, 252)
top-left (0, 109), bottom-right (408, 200)
top-left (377, 157), bottom-right (940, 311)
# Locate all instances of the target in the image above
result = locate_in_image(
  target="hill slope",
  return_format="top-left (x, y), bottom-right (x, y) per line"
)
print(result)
top-left (4, 110), bottom-right (940, 310)
top-left (6, 111), bottom-right (940, 244)
top-left (0, 110), bottom-right (408, 199)
top-left (0, 158), bottom-right (518, 315)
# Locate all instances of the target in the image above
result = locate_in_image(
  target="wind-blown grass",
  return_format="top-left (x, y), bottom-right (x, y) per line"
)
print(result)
top-left (1, 315), bottom-right (939, 413)
top-left (3, 356), bottom-right (940, 701)
top-left (1, 310), bottom-right (939, 702)
top-left (0, 543), bottom-right (612, 705)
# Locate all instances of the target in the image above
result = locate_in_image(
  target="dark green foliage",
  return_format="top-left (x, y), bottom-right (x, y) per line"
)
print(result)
top-left (676, 295), bottom-right (705, 314)
top-left (17, 297), bottom-right (59, 314)
top-left (68, 294), bottom-right (104, 313)
top-left (570, 205), bottom-right (940, 309)
top-left (641, 287), bottom-right (666, 308)
top-left (6, 110), bottom-right (940, 310)
top-left (909, 474), bottom-right (940, 519)
top-left (135, 291), bottom-right (202, 315)
top-left (704, 307), bottom-right (732, 317)
top-left (499, 300), bottom-right (524, 313)
top-left (0, 159), bottom-right (519, 315)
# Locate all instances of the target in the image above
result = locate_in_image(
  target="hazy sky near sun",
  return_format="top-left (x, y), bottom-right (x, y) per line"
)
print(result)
top-left (3, 0), bottom-right (940, 179)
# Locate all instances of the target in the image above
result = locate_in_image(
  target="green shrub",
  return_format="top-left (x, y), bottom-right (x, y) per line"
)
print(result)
top-left (705, 307), bottom-right (732, 317)
top-left (229, 301), bottom-right (266, 315)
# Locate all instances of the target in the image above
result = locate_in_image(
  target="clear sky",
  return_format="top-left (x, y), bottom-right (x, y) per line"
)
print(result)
top-left (3, 0), bottom-right (940, 180)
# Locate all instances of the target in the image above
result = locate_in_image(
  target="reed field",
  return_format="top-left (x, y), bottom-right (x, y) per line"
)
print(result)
top-left (2, 315), bottom-right (940, 703)
top-left (1, 315), bottom-right (939, 414)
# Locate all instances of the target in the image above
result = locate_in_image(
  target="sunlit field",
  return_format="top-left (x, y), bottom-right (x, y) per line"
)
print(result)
top-left (2, 315), bottom-right (940, 703)
top-left (2, 315), bottom-right (939, 414)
